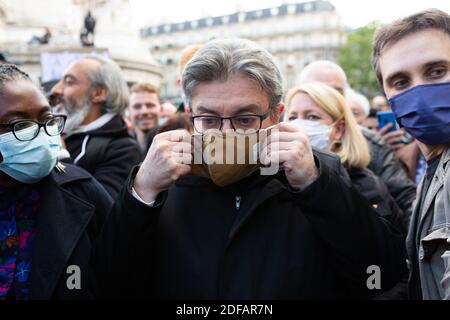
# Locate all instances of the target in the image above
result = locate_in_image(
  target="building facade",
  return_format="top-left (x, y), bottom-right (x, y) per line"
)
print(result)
top-left (141, 0), bottom-right (347, 102)
top-left (0, 0), bottom-right (163, 87)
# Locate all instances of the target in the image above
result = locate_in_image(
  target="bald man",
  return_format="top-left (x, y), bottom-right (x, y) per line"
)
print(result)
top-left (297, 60), bottom-right (348, 96)
top-left (372, 95), bottom-right (391, 112)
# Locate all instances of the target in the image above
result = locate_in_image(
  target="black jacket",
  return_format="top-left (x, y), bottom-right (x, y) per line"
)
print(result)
top-left (64, 115), bottom-right (141, 198)
top-left (348, 167), bottom-right (408, 236)
top-left (30, 164), bottom-right (112, 300)
top-left (362, 128), bottom-right (417, 224)
top-left (94, 150), bottom-right (407, 299)
top-left (348, 167), bottom-right (409, 300)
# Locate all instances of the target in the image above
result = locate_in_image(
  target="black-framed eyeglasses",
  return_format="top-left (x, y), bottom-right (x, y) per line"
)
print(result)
top-left (191, 112), bottom-right (270, 134)
top-left (0, 115), bottom-right (67, 141)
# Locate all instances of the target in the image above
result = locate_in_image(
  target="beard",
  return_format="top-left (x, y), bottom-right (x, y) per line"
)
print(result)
top-left (62, 96), bottom-right (92, 136)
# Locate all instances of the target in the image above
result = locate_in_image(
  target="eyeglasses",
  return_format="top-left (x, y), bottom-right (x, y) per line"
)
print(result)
top-left (0, 115), bottom-right (67, 141)
top-left (191, 112), bottom-right (270, 134)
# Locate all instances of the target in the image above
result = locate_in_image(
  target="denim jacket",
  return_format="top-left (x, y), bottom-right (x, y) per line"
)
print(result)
top-left (406, 146), bottom-right (450, 300)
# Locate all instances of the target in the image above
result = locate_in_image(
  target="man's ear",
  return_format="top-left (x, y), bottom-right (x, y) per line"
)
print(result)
top-left (185, 105), bottom-right (192, 114)
top-left (270, 103), bottom-right (285, 124)
top-left (90, 86), bottom-right (108, 104)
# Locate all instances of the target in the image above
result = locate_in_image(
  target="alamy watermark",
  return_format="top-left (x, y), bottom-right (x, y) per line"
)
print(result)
top-left (66, 265), bottom-right (81, 290)
top-left (366, 265), bottom-right (381, 290)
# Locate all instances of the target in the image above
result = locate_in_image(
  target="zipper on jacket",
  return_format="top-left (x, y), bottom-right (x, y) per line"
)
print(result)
top-left (235, 196), bottom-right (242, 211)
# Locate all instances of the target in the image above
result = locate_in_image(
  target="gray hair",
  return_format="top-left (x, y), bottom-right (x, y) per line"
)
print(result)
top-left (182, 38), bottom-right (283, 113)
top-left (346, 88), bottom-right (370, 116)
top-left (81, 55), bottom-right (129, 115)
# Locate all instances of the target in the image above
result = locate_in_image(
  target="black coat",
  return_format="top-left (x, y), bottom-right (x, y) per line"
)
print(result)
top-left (348, 167), bottom-right (409, 300)
top-left (348, 167), bottom-right (408, 236)
top-left (94, 150), bottom-right (407, 299)
top-left (30, 164), bottom-right (112, 299)
top-left (64, 115), bottom-right (141, 199)
top-left (362, 128), bottom-right (417, 223)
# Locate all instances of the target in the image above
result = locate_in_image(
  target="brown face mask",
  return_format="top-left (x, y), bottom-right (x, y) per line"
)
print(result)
top-left (190, 130), bottom-right (262, 187)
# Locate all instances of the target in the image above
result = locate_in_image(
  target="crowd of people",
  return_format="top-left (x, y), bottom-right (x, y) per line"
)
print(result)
top-left (0, 8), bottom-right (449, 300)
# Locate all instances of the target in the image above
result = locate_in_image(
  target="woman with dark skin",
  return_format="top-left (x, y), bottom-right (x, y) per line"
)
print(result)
top-left (0, 64), bottom-right (111, 300)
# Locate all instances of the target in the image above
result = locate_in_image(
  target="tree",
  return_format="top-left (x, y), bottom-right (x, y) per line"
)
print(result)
top-left (338, 22), bottom-right (382, 98)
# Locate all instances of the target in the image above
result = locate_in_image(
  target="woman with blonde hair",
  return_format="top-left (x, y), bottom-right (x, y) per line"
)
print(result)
top-left (285, 82), bottom-right (406, 236)
top-left (285, 82), bottom-right (371, 170)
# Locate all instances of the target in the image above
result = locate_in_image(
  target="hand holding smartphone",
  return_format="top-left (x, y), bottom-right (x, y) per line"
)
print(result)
top-left (377, 111), bottom-right (398, 133)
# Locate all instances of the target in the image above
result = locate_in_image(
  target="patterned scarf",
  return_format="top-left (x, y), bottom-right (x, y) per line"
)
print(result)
top-left (0, 186), bottom-right (40, 300)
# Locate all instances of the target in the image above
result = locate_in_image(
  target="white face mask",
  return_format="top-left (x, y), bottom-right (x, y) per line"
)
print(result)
top-left (290, 119), bottom-right (331, 150)
top-left (0, 127), bottom-right (61, 183)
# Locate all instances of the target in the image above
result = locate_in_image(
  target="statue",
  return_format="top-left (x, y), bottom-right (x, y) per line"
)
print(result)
top-left (80, 11), bottom-right (96, 46)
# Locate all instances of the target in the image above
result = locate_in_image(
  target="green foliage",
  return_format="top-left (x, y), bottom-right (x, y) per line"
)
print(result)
top-left (338, 22), bottom-right (382, 98)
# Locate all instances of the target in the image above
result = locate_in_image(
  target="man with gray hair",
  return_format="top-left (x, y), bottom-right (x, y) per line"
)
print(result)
top-left (51, 55), bottom-right (141, 198)
top-left (94, 38), bottom-right (406, 299)
top-left (346, 88), bottom-right (371, 126)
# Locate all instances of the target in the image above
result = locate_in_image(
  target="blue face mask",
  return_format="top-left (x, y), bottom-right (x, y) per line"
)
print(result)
top-left (0, 127), bottom-right (61, 184)
top-left (388, 82), bottom-right (450, 145)
top-left (290, 119), bottom-right (331, 150)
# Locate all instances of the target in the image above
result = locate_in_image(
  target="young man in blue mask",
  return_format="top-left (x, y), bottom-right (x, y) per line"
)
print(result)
top-left (373, 9), bottom-right (450, 300)
top-left (0, 64), bottom-right (112, 299)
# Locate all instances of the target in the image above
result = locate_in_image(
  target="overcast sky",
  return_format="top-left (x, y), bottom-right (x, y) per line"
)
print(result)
top-left (129, 0), bottom-right (450, 29)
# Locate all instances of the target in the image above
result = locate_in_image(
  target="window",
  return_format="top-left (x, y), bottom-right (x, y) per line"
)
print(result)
top-left (238, 12), bottom-right (246, 23)
top-left (270, 7), bottom-right (279, 17)
top-left (288, 5), bottom-right (296, 15)
top-left (304, 3), bottom-right (313, 12)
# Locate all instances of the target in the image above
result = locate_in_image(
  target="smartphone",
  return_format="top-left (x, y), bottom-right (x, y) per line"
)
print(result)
top-left (377, 111), bottom-right (398, 133)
